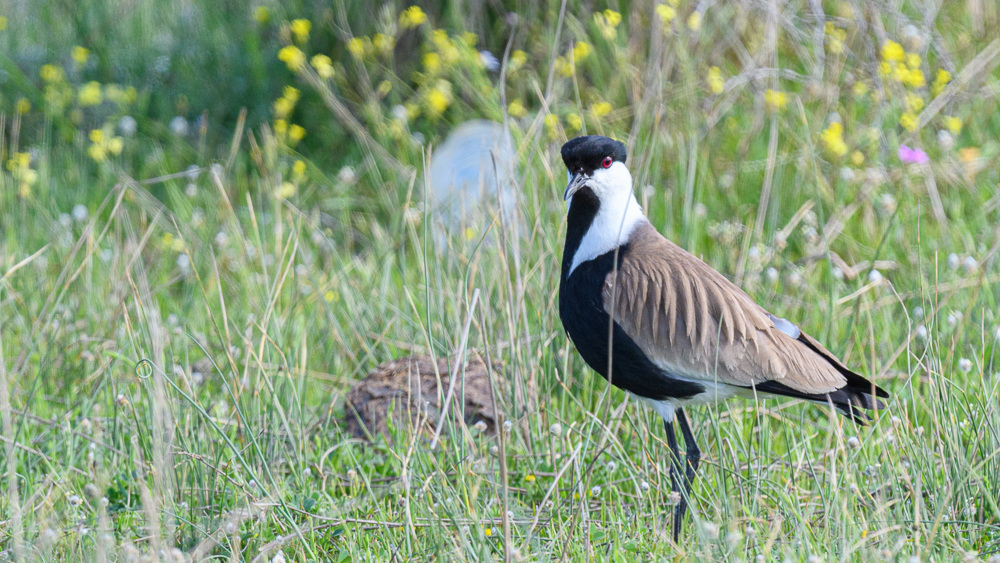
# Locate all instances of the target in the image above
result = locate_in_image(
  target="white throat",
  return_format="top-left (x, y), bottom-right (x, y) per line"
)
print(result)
top-left (567, 167), bottom-right (646, 276)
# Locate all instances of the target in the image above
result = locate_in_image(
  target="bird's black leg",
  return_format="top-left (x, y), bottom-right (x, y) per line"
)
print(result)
top-left (662, 417), bottom-right (683, 541)
top-left (674, 408), bottom-right (700, 535)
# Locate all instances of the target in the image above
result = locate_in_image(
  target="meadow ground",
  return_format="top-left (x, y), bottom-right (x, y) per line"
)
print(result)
top-left (2, 0), bottom-right (1000, 561)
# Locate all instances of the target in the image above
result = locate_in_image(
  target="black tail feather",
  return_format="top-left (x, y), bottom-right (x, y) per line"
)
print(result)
top-left (753, 379), bottom-right (885, 426)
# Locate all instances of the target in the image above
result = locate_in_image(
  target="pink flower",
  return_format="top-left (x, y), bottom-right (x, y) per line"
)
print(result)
top-left (898, 144), bottom-right (929, 164)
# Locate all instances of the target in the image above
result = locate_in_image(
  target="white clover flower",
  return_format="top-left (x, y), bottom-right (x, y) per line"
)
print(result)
top-left (948, 311), bottom-right (962, 328)
top-left (667, 491), bottom-right (682, 505)
top-left (765, 267), bottom-right (779, 283)
top-left (963, 256), bottom-right (977, 273)
top-left (639, 480), bottom-right (650, 492)
top-left (787, 270), bottom-right (803, 287)
top-left (72, 204), bottom-right (89, 222)
top-left (839, 166), bottom-right (854, 183)
top-left (831, 266), bottom-right (844, 281)
top-left (176, 253), bottom-right (191, 273)
top-left (606, 461), bottom-right (617, 473)
top-left (868, 269), bottom-right (883, 284)
top-left (214, 230), bottom-right (229, 246)
top-left (502, 420), bottom-right (513, 432)
top-left (391, 104), bottom-right (408, 123)
top-left (118, 115), bottom-right (137, 137)
top-left (701, 521), bottom-right (719, 539)
top-left (69, 494), bottom-right (83, 507)
top-left (847, 436), bottom-right (861, 449)
top-left (169, 116), bottom-right (189, 136)
top-left (590, 485), bottom-right (601, 497)
top-left (473, 420), bottom-right (488, 432)
top-left (271, 550), bottom-right (286, 563)
top-left (947, 253), bottom-right (960, 270)
top-left (337, 166), bottom-right (356, 183)
top-left (915, 325), bottom-right (928, 342)
top-left (958, 358), bottom-right (973, 373)
top-left (879, 193), bottom-right (897, 214)
top-left (937, 129), bottom-right (954, 151)
top-left (479, 50), bottom-right (500, 71)
top-left (912, 306), bottom-right (924, 320)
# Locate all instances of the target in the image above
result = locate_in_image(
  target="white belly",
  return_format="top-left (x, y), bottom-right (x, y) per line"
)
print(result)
top-left (636, 380), bottom-right (743, 422)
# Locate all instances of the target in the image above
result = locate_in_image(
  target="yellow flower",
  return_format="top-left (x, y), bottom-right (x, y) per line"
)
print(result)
top-left (278, 45), bottom-right (305, 71)
top-left (288, 124), bottom-right (306, 144)
top-left (0, 16), bottom-right (7, 30)
top-left (850, 150), bottom-right (864, 167)
top-left (346, 37), bottom-right (365, 59)
top-left (905, 52), bottom-right (921, 69)
top-left (399, 5), bottom-right (427, 29)
top-left (655, 4), bottom-right (677, 28)
top-left (425, 85), bottom-right (451, 118)
top-left (377, 80), bottom-right (392, 96)
top-left (462, 32), bottom-right (478, 47)
top-left (311, 54), bottom-right (335, 79)
top-left (108, 137), bottom-right (123, 156)
top-left (510, 50), bottom-right (527, 72)
top-left (484, 527), bottom-right (492, 537)
top-left (324, 290), bottom-right (337, 302)
top-left (508, 100), bottom-right (527, 118)
top-left (687, 11), bottom-right (702, 31)
top-left (603, 9), bottom-right (622, 27)
top-left (567, 112), bottom-right (582, 131)
top-left (71, 46), bottom-right (90, 67)
top-left (905, 93), bottom-right (924, 112)
top-left (820, 122), bottom-right (848, 158)
top-left (78, 81), bottom-right (103, 106)
top-left (943, 116), bottom-right (962, 136)
top-left (931, 68), bottom-right (951, 96)
top-left (292, 160), bottom-right (307, 179)
top-left (253, 6), bottom-right (270, 24)
top-left (524, 474), bottom-right (537, 483)
top-left (16, 98), bottom-right (30, 114)
top-left (40, 64), bottom-right (64, 82)
top-left (422, 52), bottom-right (441, 73)
top-left (277, 181), bottom-right (296, 198)
top-left (373, 33), bottom-right (394, 56)
top-left (544, 113), bottom-right (559, 137)
top-left (89, 129), bottom-right (105, 144)
top-left (881, 40), bottom-right (904, 62)
top-left (706, 66), bottom-right (724, 95)
top-left (283, 86), bottom-right (300, 103)
top-left (594, 10), bottom-right (621, 40)
top-left (274, 119), bottom-right (288, 136)
top-left (764, 89), bottom-right (788, 112)
top-left (290, 19), bottom-right (311, 44)
top-left (273, 97), bottom-right (294, 118)
top-left (572, 41), bottom-right (592, 62)
top-left (851, 81), bottom-right (868, 97)
top-left (87, 144), bottom-right (107, 162)
top-left (901, 68), bottom-right (925, 88)
top-left (555, 56), bottom-right (573, 77)
top-left (590, 101), bottom-right (612, 118)
top-left (899, 112), bottom-right (918, 132)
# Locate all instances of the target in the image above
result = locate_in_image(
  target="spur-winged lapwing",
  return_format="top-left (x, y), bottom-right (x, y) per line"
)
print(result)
top-left (557, 135), bottom-right (888, 539)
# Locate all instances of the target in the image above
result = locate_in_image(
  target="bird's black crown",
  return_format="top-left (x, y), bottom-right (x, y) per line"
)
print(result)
top-left (561, 135), bottom-right (627, 174)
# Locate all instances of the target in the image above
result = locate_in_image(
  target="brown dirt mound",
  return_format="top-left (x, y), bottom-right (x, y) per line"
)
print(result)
top-left (344, 354), bottom-right (500, 440)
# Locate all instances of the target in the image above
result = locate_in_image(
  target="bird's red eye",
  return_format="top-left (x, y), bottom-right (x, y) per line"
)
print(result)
top-left (601, 156), bottom-right (613, 168)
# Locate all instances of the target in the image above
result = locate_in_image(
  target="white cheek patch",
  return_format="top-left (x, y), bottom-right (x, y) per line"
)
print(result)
top-left (568, 162), bottom-right (646, 276)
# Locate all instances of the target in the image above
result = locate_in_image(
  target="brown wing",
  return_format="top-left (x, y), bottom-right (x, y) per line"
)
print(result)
top-left (603, 223), bottom-right (847, 394)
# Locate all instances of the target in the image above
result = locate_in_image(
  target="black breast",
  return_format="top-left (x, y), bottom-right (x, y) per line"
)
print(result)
top-left (559, 189), bottom-right (704, 401)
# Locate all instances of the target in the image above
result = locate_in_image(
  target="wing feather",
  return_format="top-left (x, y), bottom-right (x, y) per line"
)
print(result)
top-left (604, 223), bottom-right (847, 394)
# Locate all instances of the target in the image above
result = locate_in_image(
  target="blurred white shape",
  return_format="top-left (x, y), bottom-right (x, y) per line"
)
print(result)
top-left (427, 120), bottom-right (518, 249)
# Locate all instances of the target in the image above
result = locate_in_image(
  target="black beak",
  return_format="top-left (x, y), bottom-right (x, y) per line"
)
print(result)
top-left (564, 172), bottom-right (589, 201)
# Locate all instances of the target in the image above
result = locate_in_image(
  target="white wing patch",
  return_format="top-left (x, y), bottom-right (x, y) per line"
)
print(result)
top-left (767, 313), bottom-right (801, 338)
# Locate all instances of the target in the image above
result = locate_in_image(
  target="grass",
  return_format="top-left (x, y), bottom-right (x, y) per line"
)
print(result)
top-left (2, 0), bottom-right (1000, 560)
